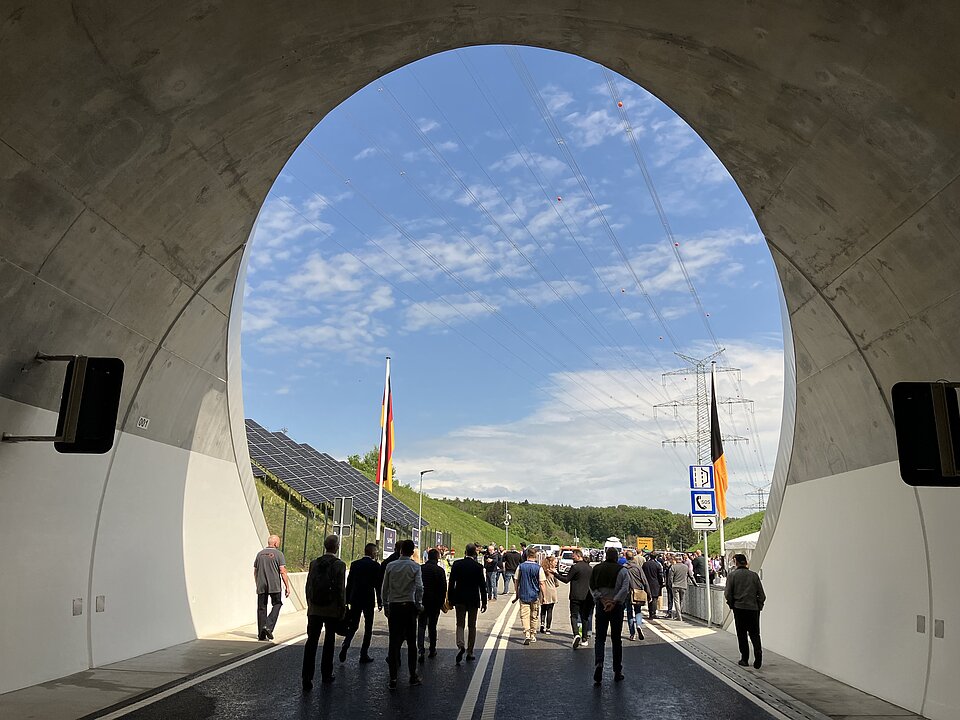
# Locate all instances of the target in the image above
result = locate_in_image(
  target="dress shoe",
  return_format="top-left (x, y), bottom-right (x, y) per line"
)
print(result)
top-left (388, 679), bottom-right (398, 690)
top-left (636, 628), bottom-right (645, 640)
top-left (302, 679), bottom-right (313, 692)
top-left (321, 675), bottom-right (335, 684)
top-left (614, 672), bottom-right (625, 682)
top-left (265, 629), bottom-right (274, 640)
top-left (754, 657), bottom-right (763, 669)
top-left (738, 659), bottom-right (750, 667)
top-left (359, 655), bottom-right (375, 664)
top-left (410, 674), bottom-right (423, 686)
top-left (428, 649), bottom-right (437, 658)
top-left (456, 648), bottom-right (465, 664)
top-left (338, 647), bottom-right (348, 663)
top-left (466, 654), bottom-right (476, 661)
top-left (593, 664), bottom-right (603, 686)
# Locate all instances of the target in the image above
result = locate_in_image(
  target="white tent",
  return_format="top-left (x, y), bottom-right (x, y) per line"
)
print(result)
top-left (724, 531), bottom-right (761, 567)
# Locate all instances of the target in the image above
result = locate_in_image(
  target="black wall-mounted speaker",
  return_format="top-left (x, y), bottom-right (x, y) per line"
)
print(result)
top-left (892, 381), bottom-right (960, 487)
top-left (54, 357), bottom-right (124, 454)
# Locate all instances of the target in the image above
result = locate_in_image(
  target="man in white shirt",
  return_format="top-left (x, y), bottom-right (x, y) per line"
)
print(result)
top-left (381, 539), bottom-right (424, 689)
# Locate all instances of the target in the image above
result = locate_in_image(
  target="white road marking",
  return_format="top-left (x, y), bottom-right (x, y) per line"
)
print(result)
top-left (645, 621), bottom-right (794, 720)
top-left (455, 600), bottom-right (518, 720)
top-left (479, 602), bottom-right (520, 720)
top-left (99, 633), bottom-right (309, 719)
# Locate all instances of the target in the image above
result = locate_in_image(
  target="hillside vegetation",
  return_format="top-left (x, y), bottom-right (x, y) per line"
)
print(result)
top-left (390, 483), bottom-right (526, 554)
top-left (432, 497), bottom-right (702, 550)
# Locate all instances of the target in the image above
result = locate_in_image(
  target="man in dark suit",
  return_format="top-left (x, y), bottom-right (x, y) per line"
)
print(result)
top-left (339, 542), bottom-right (381, 664)
top-left (447, 543), bottom-right (487, 664)
top-left (417, 548), bottom-right (447, 661)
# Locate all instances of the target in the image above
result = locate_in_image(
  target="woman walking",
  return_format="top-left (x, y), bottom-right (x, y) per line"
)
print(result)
top-left (539, 555), bottom-right (559, 634)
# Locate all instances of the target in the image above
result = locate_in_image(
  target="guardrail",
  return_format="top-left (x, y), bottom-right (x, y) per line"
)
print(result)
top-left (680, 584), bottom-right (729, 626)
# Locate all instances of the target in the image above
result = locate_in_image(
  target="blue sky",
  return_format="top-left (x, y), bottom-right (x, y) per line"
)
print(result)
top-left (241, 46), bottom-right (785, 514)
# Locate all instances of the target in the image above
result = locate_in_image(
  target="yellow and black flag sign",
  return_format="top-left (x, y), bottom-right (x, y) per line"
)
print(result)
top-left (710, 370), bottom-right (728, 519)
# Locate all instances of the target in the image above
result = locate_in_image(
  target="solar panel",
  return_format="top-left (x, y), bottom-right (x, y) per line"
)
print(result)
top-left (244, 419), bottom-right (423, 528)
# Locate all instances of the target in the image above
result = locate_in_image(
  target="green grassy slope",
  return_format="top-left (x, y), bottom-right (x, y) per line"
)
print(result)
top-left (691, 511), bottom-right (764, 554)
top-left (390, 484), bottom-right (527, 554)
top-left (255, 477), bottom-right (379, 571)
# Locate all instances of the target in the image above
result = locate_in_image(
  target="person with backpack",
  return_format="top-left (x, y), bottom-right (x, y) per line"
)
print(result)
top-left (302, 534), bottom-right (346, 691)
top-left (381, 539), bottom-right (424, 689)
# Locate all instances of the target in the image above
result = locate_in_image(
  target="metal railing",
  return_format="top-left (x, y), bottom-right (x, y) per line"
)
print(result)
top-left (680, 584), bottom-right (730, 626)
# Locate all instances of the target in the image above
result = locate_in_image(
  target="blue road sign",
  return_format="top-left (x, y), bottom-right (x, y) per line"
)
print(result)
top-left (690, 490), bottom-right (716, 515)
top-left (689, 465), bottom-right (715, 490)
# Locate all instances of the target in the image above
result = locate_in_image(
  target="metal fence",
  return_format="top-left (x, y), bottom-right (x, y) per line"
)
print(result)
top-left (675, 584), bottom-right (730, 627)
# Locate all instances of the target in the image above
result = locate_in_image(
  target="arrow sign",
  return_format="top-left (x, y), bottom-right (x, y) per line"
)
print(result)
top-left (691, 515), bottom-right (719, 531)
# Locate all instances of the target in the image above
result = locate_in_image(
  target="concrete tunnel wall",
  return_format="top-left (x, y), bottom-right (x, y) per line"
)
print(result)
top-left (0, 2), bottom-right (958, 717)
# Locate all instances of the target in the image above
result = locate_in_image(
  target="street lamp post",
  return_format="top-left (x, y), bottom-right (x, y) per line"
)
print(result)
top-left (418, 469), bottom-right (434, 546)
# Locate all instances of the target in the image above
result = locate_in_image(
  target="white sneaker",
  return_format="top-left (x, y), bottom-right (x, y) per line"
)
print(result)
top-left (581, 639), bottom-right (589, 648)
top-left (572, 635), bottom-right (582, 649)
top-left (530, 634), bottom-right (538, 643)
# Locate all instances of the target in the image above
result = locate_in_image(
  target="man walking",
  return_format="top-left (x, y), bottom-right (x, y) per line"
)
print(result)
top-left (692, 549), bottom-right (707, 585)
top-left (667, 552), bottom-right (696, 620)
top-left (515, 547), bottom-right (545, 646)
top-left (382, 539), bottom-right (423, 689)
top-left (641, 552), bottom-right (665, 620)
top-left (448, 543), bottom-right (487, 664)
top-left (623, 549), bottom-right (650, 640)
top-left (501, 544), bottom-right (522, 594)
top-left (590, 547), bottom-right (630, 685)
top-left (339, 542), bottom-right (381, 664)
top-left (725, 553), bottom-right (766, 668)
top-left (302, 535), bottom-right (346, 690)
top-left (418, 548), bottom-right (446, 661)
top-left (557, 548), bottom-right (594, 648)
top-left (483, 544), bottom-right (501, 601)
top-left (253, 535), bottom-right (290, 641)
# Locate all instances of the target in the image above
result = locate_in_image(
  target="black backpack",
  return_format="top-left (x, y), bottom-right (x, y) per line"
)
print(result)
top-left (307, 556), bottom-right (339, 607)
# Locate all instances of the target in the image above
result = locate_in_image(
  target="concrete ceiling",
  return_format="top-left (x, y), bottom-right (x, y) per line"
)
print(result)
top-left (1, 1), bottom-right (958, 480)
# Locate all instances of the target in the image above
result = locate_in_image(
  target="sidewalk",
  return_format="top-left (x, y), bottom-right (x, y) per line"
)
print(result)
top-left (650, 615), bottom-right (924, 720)
top-left (0, 611), bottom-right (309, 720)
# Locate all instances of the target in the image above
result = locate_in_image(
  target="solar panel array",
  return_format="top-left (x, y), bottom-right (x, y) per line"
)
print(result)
top-left (245, 419), bottom-right (422, 527)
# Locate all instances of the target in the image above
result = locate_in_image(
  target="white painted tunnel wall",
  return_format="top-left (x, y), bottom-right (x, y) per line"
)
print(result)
top-left (0, 397), bottom-right (265, 692)
top-left (759, 461), bottom-right (960, 719)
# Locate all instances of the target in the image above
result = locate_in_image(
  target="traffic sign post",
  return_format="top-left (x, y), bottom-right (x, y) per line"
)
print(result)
top-left (690, 490), bottom-right (716, 515)
top-left (412, 527), bottom-right (420, 548)
top-left (689, 465), bottom-right (715, 489)
top-left (691, 515), bottom-right (719, 531)
top-left (689, 466), bottom-right (716, 624)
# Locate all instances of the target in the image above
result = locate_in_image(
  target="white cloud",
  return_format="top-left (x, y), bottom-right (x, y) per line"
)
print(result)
top-left (396, 341), bottom-right (784, 514)
top-left (353, 146), bottom-right (377, 161)
top-left (417, 117), bottom-right (440, 133)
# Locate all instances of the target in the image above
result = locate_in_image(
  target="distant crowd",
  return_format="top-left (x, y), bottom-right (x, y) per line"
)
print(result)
top-left (251, 534), bottom-right (766, 691)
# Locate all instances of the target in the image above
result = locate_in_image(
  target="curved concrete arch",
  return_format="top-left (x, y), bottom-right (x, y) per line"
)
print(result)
top-left (1, 3), bottom-right (959, 717)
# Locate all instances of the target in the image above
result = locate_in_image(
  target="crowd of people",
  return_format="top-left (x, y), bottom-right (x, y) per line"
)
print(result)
top-left (252, 535), bottom-right (766, 691)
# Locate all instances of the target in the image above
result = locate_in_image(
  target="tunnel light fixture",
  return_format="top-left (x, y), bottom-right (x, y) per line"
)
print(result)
top-left (1, 353), bottom-right (124, 454)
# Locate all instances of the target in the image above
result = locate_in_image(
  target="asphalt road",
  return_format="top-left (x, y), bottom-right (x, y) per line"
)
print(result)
top-left (114, 592), bottom-right (776, 720)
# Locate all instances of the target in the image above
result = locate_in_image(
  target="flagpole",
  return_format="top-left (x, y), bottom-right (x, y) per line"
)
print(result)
top-left (375, 356), bottom-right (391, 548)
top-left (713, 361), bottom-right (725, 585)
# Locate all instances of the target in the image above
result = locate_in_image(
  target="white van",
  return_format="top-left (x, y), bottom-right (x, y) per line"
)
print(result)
top-left (603, 536), bottom-right (623, 551)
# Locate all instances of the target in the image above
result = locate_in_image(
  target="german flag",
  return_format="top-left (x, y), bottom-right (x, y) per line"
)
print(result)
top-left (376, 365), bottom-right (395, 493)
top-left (710, 370), bottom-right (728, 519)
